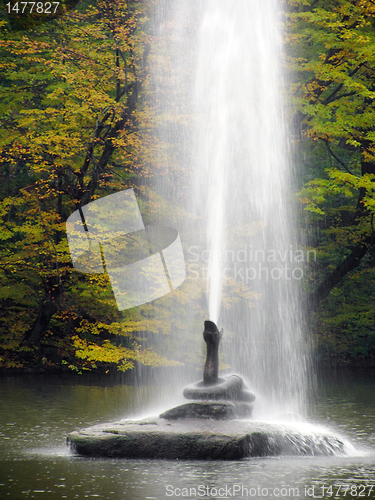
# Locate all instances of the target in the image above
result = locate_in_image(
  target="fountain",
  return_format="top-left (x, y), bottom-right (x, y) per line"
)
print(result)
top-left (67, 0), bottom-right (353, 460)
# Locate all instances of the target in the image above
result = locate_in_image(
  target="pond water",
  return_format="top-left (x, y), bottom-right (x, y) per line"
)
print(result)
top-left (1, 370), bottom-right (375, 500)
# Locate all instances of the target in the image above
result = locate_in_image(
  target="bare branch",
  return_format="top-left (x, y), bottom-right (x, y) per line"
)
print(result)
top-left (322, 138), bottom-right (355, 175)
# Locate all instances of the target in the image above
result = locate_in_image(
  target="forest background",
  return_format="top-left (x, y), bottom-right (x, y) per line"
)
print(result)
top-left (1, 0), bottom-right (375, 373)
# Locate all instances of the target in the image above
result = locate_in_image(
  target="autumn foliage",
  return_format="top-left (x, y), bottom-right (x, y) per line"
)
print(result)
top-left (1, 0), bottom-right (375, 370)
top-left (0, 0), bottom-right (193, 372)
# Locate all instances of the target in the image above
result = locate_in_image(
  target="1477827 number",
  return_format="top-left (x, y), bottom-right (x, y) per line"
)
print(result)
top-left (5, 2), bottom-right (60, 14)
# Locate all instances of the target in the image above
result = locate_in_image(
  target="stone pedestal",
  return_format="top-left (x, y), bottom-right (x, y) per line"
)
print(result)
top-left (161, 374), bottom-right (255, 420)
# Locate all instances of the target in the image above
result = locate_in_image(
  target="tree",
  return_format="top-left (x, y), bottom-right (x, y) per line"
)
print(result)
top-left (285, 0), bottom-right (375, 363)
top-left (286, 0), bottom-right (375, 311)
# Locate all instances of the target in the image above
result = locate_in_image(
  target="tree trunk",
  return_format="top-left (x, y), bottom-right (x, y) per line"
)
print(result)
top-left (22, 300), bottom-right (58, 347)
top-left (22, 273), bottom-right (63, 347)
top-left (303, 236), bottom-right (374, 313)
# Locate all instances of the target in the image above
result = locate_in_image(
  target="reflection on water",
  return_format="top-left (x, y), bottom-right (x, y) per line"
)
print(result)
top-left (1, 372), bottom-right (375, 500)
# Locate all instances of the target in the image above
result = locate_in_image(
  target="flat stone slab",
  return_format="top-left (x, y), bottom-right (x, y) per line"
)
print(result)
top-left (67, 418), bottom-right (347, 460)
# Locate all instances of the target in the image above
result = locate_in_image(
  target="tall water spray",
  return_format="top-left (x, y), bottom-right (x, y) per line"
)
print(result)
top-left (153, 0), bottom-right (308, 417)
